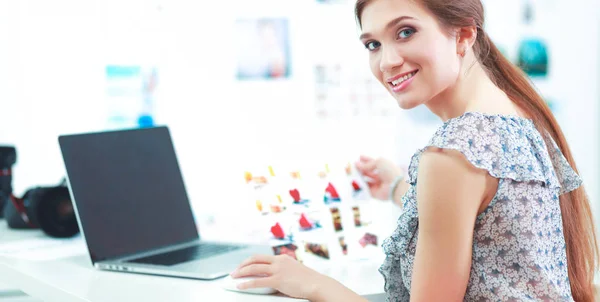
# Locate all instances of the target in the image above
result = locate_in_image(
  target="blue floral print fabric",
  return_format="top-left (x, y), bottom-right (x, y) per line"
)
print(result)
top-left (380, 112), bottom-right (582, 301)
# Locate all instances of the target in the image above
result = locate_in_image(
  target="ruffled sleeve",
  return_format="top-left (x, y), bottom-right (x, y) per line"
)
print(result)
top-left (544, 136), bottom-right (583, 194)
top-left (406, 112), bottom-right (582, 195)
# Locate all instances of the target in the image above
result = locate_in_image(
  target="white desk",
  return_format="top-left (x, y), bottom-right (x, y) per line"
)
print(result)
top-left (0, 222), bottom-right (386, 302)
top-left (0, 221), bottom-right (46, 301)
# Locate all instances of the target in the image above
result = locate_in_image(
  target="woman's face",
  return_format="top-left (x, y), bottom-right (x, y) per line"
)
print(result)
top-left (359, 0), bottom-right (461, 110)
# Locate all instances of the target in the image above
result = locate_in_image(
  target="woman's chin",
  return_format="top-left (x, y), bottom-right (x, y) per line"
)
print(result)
top-left (395, 98), bottom-right (422, 110)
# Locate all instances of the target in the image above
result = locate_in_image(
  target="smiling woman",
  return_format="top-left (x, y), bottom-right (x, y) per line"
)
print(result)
top-left (229, 1), bottom-right (600, 301)
top-left (354, 0), bottom-right (599, 301)
top-left (357, 1), bottom-right (462, 112)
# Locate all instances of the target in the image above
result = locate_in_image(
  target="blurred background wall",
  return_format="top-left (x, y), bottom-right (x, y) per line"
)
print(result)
top-left (0, 0), bottom-right (599, 231)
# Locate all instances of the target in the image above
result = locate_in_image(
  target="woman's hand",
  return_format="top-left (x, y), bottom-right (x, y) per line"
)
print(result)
top-left (230, 254), bottom-right (349, 301)
top-left (355, 155), bottom-right (404, 201)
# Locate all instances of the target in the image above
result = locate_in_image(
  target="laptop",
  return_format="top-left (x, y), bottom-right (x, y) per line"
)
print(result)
top-left (58, 126), bottom-right (272, 280)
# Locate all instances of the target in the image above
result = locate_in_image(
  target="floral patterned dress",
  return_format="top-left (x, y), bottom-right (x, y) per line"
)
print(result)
top-left (380, 112), bottom-right (581, 301)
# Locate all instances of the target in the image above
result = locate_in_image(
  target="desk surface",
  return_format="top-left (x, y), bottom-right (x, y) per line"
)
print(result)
top-left (0, 222), bottom-right (386, 302)
top-left (0, 221), bottom-right (47, 297)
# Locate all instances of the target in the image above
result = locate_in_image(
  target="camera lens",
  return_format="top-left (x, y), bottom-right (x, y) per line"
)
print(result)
top-left (33, 186), bottom-right (79, 238)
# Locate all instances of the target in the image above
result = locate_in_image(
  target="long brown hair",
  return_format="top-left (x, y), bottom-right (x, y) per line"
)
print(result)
top-left (355, 0), bottom-right (599, 300)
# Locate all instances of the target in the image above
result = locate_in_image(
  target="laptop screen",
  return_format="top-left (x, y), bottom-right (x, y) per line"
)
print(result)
top-left (59, 126), bottom-right (199, 263)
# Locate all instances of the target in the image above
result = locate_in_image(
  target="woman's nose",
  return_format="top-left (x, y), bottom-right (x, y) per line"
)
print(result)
top-left (379, 45), bottom-right (404, 73)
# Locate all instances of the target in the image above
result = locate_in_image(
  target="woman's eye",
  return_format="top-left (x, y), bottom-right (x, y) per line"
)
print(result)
top-left (364, 41), bottom-right (381, 51)
top-left (398, 28), bottom-right (416, 39)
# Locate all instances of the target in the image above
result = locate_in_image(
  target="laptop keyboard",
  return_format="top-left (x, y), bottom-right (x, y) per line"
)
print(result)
top-left (128, 243), bottom-right (245, 266)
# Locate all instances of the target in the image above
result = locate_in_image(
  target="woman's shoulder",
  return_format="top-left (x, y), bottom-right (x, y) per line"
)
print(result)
top-left (406, 112), bottom-right (581, 194)
top-left (433, 111), bottom-right (533, 143)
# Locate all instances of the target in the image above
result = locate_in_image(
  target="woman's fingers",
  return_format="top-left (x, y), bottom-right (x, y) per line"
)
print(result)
top-left (232, 264), bottom-right (273, 278)
top-left (361, 171), bottom-right (380, 181)
top-left (359, 155), bottom-right (373, 162)
top-left (237, 276), bottom-right (277, 290)
top-left (356, 158), bottom-right (377, 172)
top-left (234, 254), bottom-right (274, 272)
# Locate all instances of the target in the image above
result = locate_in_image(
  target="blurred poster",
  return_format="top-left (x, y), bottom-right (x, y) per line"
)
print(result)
top-left (105, 65), bottom-right (158, 129)
top-left (235, 18), bottom-right (291, 80)
top-left (516, 1), bottom-right (548, 78)
top-left (313, 63), bottom-right (398, 120)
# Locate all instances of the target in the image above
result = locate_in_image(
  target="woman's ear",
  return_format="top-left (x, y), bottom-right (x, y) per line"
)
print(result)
top-left (456, 26), bottom-right (477, 57)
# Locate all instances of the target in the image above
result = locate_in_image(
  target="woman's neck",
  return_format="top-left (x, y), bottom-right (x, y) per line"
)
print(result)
top-left (425, 60), bottom-right (520, 122)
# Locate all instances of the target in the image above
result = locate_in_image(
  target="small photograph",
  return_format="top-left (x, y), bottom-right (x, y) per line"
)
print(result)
top-left (515, 2), bottom-right (549, 78)
top-left (235, 18), bottom-right (291, 80)
top-left (289, 188), bottom-right (310, 206)
top-left (272, 243), bottom-right (299, 260)
top-left (255, 199), bottom-right (267, 214)
top-left (298, 212), bottom-right (322, 232)
top-left (270, 203), bottom-right (285, 213)
top-left (359, 233), bottom-right (378, 248)
top-left (323, 182), bottom-right (341, 204)
top-left (329, 207), bottom-right (343, 232)
top-left (317, 163), bottom-right (331, 179)
top-left (339, 236), bottom-right (348, 255)
top-left (304, 242), bottom-right (330, 259)
top-left (517, 38), bottom-right (548, 77)
top-left (352, 205), bottom-right (372, 227)
top-left (105, 65), bottom-right (158, 129)
top-left (345, 163), bottom-right (371, 201)
top-left (353, 206), bottom-right (362, 227)
top-left (244, 171), bottom-right (269, 189)
top-left (350, 179), bottom-right (370, 201)
top-left (270, 222), bottom-right (288, 240)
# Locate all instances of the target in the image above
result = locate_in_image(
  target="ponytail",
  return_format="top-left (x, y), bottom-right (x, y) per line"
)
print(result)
top-left (477, 28), bottom-right (599, 302)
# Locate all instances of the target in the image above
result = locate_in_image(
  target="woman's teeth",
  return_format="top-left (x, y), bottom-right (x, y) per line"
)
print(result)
top-left (391, 71), bottom-right (417, 86)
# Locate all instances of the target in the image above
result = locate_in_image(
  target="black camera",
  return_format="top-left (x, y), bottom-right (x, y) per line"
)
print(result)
top-left (0, 146), bottom-right (17, 218)
top-left (0, 145), bottom-right (79, 238)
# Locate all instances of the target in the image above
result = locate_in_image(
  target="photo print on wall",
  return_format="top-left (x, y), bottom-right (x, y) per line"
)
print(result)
top-left (235, 18), bottom-right (291, 80)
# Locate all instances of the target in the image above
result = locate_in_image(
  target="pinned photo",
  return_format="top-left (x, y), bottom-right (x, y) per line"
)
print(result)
top-left (339, 236), bottom-right (348, 255)
top-left (344, 162), bottom-right (352, 176)
top-left (330, 207), bottom-right (343, 232)
top-left (244, 171), bottom-right (268, 188)
top-left (298, 212), bottom-right (322, 231)
top-left (317, 163), bottom-right (330, 179)
top-left (272, 243), bottom-right (300, 260)
top-left (270, 203), bottom-right (285, 213)
top-left (345, 162), bottom-right (371, 201)
top-left (304, 242), bottom-right (330, 259)
top-left (262, 193), bottom-right (285, 212)
top-left (235, 18), bottom-right (291, 80)
top-left (351, 205), bottom-right (371, 227)
top-left (323, 182), bottom-right (341, 204)
top-left (270, 222), bottom-right (291, 240)
top-left (351, 179), bottom-right (370, 201)
top-left (255, 199), bottom-right (267, 214)
top-left (353, 206), bottom-right (362, 227)
top-left (289, 188), bottom-right (310, 206)
top-left (359, 233), bottom-right (378, 248)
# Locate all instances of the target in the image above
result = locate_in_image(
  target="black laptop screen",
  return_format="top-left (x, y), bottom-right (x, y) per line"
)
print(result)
top-left (59, 126), bottom-right (199, 263)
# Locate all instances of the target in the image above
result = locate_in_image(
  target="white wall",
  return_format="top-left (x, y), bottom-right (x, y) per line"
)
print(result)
top-left (0, 0), bottom-right (395, 217)
top-left (0, 0), bottom-right (106, 190)
top-left (553, 0), bottom-right (600, 224)
top-left (1, 0), bottom-right (599, 228)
